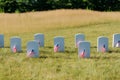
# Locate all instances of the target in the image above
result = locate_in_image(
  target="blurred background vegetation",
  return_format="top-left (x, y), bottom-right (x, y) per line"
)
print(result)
top-left (0, 0), bottom-right (120, 13)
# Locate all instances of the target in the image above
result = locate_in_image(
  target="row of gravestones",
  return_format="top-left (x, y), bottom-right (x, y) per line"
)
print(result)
top-left (0, 33), bottom-right (120, 58)
top-left (76, 33), bottom-right (120, 58)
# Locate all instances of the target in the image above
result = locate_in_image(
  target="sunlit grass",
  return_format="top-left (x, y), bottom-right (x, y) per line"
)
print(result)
top-left (0, 9), bottom-right (120, 80)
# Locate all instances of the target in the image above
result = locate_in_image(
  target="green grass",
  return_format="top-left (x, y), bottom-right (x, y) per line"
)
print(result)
top-left (0, 10), bottom-right (120, 80)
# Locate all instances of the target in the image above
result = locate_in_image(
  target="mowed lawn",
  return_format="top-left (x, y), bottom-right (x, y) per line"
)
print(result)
top-left (0, 9), bottom-right (120, 80)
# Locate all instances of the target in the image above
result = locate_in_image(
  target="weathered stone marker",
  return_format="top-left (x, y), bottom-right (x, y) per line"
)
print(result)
top-left (34, 33), bottom-right (44, 47)
top-left (78, 41), bottom-right (90, 58)
top-left (112, 33), bottom-right (120, 47)
top-left (97, 36), bottom-right (108, 53)
top-left (27, 40), bottom-right (39, 57)
top-left (10, 36), bottom-right (21, 53)
top-left (54, 36), bottom-right (64, 52)
top-left (0, 34), bottom-right (4, 48)
top-left (75, 33), bottom-right (85, 48)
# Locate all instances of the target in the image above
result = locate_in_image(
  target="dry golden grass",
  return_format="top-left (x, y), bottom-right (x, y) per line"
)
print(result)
top-left (0, 9), bottom-right (120, 33)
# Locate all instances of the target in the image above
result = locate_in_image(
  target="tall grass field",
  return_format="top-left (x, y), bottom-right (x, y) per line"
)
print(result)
top-left (0, 9), bottom-right (120, 80)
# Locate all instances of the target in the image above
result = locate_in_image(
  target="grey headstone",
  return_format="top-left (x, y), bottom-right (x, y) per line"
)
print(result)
top-left (75, 33), bottom-right (85, 47)
top-left (97, 36), bottom-right (108, 52)
top-left (54, 36), bottom-right (64, 52)
top-left (0, 34), bottom-right (4, 48)
top-left (10, 36), bottom-right (21, 53)
top-left (112, 33), bottom-right (120, 47)
top-left (78, 41), bottom-right (90, 58)
top-left (27, 40), bottom-right (39, 58)
top-left (34, 33), bottom-right (44, 47)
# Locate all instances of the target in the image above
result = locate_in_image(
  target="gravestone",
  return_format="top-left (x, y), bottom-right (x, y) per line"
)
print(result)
top-left (0, 34), bottom-right (4, 48)
top-left (112, 33), bottom-right (120, 47)
top-left (75, 33), bottom-right (85, 47)
top-left (34, 33), bottom-right (44, 47)
top-left (78, 41), bottom-right (90, 58)
top-left (27, 40), bottom-right (39, 57)
top-left (10, 36), bottom-right (21, 53)
top-left (54, 36), bottom-right (64, 52)
top-left (97, 36), bottom-right (108, 52)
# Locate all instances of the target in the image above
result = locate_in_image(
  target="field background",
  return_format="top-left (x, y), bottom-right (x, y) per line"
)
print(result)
top-left (0, 9), bottom-right (120, 80)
